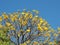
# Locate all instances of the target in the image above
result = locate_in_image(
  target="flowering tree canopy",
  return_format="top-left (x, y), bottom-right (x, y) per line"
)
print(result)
top-left (0, 10), bottom-right (60, 45)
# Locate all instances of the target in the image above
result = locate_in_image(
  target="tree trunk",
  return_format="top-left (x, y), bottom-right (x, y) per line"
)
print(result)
top-left (21, 35), bottom-right (24, 43)
top-left (17, 36), bottom-right (19, 45)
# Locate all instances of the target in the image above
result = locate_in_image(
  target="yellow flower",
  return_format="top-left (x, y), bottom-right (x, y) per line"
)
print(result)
top-left (26, 40), bottom-right (30, 44)
top-left (10, 15), bottom-right (18, 22)
top-left (37, 27), bottom-right (43, 32)
top-left (19, 18), bottom-right (22, 23)
top-left (43, 26), bottom-right (48, 31)
top-left (25, 13), bottom-right (29, 18)
top-left (26, 29), bottom-right (30, 32)
top-left (40, 20), bottom-right (44, 23)
top-left (39, 18), bottom-right (44, 25)
top-left (10, 18), bottom-right (15, 22)
top-left (22, 12), bottom-right (26, 15)
top-left (18, 33), bottom-right (20, 37)
top-left (37, 23), bottom-right (40, 27)
top-left (37, 24), bottom-right (43, 31)
top-left (14, 15), bottom-right (18, 20)
top-left (21, 42), bottom-right (27, 45)
top-left (6, 22), bottom-right (11, 26)
top-left (22, 20), bottom-right (27, 26)
top-left (3, 14), bottom-right (8, 19)
top-left (45, 32), bottom-right (50, 37)
top-left (29, 14), bottom-right (32, 19)
top-left (10, 26), bottom-right (15, 30)
top-left (54, 33), bottom-right (58, 37)
top-left (0, 24), bottom-right (3, 28)
top-left (33, 41), bottom-right (38, 45)
top-left (10, 14), bottom-right (14, 18)
top-left (49, 42), bottom-right (53, 45)
top-left (0, 16), bottom-right (2, 21)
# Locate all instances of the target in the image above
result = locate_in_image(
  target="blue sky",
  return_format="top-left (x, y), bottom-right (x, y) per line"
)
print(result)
top-left (0, 0), bottom-right (60, 29)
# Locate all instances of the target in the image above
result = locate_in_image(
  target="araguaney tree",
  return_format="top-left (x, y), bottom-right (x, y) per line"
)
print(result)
top-left (0, 9), bottom-right (60, 45)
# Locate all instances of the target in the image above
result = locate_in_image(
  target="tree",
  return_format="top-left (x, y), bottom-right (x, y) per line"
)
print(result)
top-left (0, 10), bottom-right (59, 45)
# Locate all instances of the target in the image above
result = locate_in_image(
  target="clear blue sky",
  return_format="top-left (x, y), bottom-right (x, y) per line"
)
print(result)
top-left (0, 0), bottom-right (60, 29)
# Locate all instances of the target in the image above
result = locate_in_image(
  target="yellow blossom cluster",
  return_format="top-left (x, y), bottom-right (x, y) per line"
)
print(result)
top-left (2, 13), bottom-right (8, 20)
top-left (0, 16), bottom-right (2, 21)
top-left (37, 18), bottom-right (49, 32)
